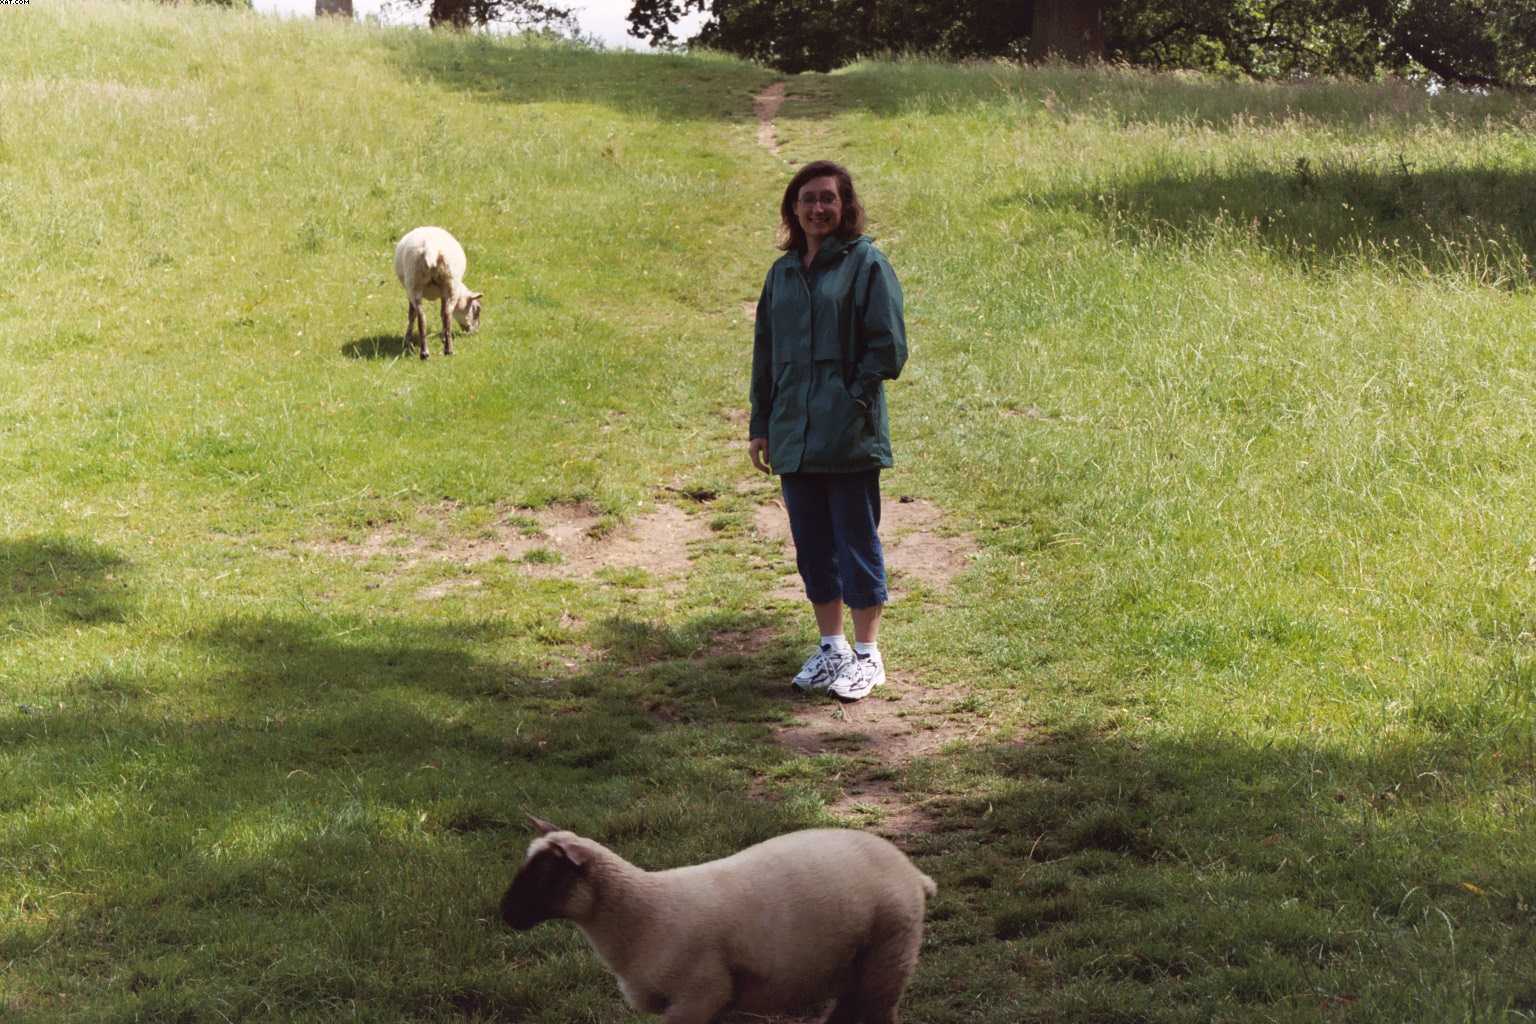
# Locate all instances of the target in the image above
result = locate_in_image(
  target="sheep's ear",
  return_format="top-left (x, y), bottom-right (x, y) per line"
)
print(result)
top-left (546, 836), bottom-right (591, 870)
top-left (470, 292), bottom-right (484, 302)
top-left (527, 815), bottom-right (560, 836)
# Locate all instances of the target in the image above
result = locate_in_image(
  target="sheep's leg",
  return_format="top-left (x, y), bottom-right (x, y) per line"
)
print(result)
top-left (405, 301), bottom-right (419, 354)
top-left (409, 300), bottom-right (429, 360)
top-left (656, 973), bottom-right (731, 1024)
top-left (823, 992), bottom-right (862, 1024)
top-left (659, 998), bottom-right (725, 1024)
top-left (844, 927), bottom-right (923, 1024)
top-left (419, 299), bottom-right (432, 360)
top-left (439, 298), bottom-right (453, 357)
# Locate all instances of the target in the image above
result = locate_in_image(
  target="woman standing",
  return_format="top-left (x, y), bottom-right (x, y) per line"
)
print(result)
top-left (748, 161), bottom-right (908, 703)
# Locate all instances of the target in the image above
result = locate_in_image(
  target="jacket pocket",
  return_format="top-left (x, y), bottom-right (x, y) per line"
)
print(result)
top-left (807, 367), bottom-right (875, 467)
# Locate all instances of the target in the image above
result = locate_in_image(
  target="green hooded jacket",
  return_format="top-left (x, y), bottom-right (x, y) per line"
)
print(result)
top-left (749, 235), bottom-right (908, 474)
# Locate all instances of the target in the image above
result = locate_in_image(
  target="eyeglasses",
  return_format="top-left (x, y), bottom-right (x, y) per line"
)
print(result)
top-left (797, 191), bottom-right (841, 208)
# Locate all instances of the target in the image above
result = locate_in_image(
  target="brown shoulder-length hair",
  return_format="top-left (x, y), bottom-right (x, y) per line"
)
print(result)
top-left (778, 160), bottom-right (867, 252)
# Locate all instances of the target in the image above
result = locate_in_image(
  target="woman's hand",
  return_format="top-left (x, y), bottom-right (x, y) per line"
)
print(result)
top-left (748, 437), bottom-right (771, 474)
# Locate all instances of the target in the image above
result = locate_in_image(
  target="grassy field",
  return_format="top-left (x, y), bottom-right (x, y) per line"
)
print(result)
top-left (4, 2), bottom-right (1536, 1021)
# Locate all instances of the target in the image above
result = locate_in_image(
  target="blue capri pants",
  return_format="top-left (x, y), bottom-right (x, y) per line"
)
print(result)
top-left (779, 470), bottom-right (888, 609)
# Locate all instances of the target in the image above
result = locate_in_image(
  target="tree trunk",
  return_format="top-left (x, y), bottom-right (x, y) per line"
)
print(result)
top-left (315, 0), bottom-right (353, 16)
top-left (429, 0), bottom-right (473, 28)
top-left (1028, 0), bottom-right (1105, 62)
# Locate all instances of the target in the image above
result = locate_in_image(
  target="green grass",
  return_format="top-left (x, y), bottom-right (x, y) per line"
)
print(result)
top-left (5, 4), bottom-right (1536, 1021)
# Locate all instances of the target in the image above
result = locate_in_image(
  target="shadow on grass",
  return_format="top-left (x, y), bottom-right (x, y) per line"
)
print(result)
top-left (393, 32), bottom-right (773, 123)
top-left (12, 592), bottom-right (1536, 1020)
top-left (1039, 161), bottom-right (1536, 284)
top-left (395, 30), bottom-right (1535, 134)
top-left (0, 603), bottom-right (811, 858)
top-left (341, 334), bottom-right (413, 360)
top-left (181, 611), bottom-right (797, 710)
top-left (0, 536), bottom-right (131, 641)
top-left (0, 604), bottom-right (818, 999)
top-left (373, 0), bottom-right (1536, 140)
top-left (816, 61), bottom-right (1536, 132)
top-left (903, 726), bottom-right (1536, 1022)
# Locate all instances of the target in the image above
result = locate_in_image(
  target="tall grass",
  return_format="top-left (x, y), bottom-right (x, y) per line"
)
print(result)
top-left (4, 4), bottom-right (1536, 1021)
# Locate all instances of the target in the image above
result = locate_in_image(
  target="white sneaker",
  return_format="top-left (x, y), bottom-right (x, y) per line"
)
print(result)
top-left (792, 643), bottom-right (853, 693)
top-left (829, 650), bottom-right (885, 703)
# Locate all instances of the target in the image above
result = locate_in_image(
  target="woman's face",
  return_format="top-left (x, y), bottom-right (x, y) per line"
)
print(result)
top-left (795, 175), bottom-right (843, 247)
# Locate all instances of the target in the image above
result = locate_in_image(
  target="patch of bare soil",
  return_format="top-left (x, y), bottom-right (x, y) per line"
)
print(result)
top-left (752, 496), bottom-right (977, 601)
top-left (753, 81), bottom-right (787, 155)
top-left (776, 680), bottom-right (990, 838)
top-left (709, 624), bottom-right (780, 656)
top-left (417, 578), bottom-right (484, 601)
top-left (314, 502), bottom-right (713, 583)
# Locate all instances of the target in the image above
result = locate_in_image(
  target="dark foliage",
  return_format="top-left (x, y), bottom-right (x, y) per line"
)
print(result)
top-left (1108, 0), bottom-right (1536, 90)
top-left (412, 0), bottom-right (573, 31)
top-left (626, 0), bottom-right (1536, 89)
top-left (628, 0), bottom-right (1033, 73)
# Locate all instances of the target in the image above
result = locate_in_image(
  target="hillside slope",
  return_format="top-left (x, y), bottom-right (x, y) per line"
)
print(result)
top-left (4, 3), bottom-right (1536, 1022)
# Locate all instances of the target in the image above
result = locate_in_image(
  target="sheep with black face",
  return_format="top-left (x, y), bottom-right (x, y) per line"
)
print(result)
top-left (501, 817), bottom-right (936, 1024)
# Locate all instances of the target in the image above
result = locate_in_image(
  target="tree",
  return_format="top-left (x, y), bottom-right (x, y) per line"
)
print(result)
top-left (408, 0), bottom-right (573, 31)
top-left (316, 0), bottom-right (353, 16)
top-left (627, 0), bottom-right (708, 51)
top-left (1382, 0), bottom-right (1536, 90)
top-left (1105, 0), bottom-right (1535, 88)
top-left (629, 0), bottom-right (1033, 73)
top-left (1029, 0), bottom-right (1105, 62)
top-left (628, 0), bottom-right (1536, 89)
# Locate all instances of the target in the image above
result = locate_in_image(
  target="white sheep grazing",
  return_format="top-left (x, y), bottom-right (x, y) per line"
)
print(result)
top-left (392, 226), bottom-right (483, 360)
top-left (500, 818), bottom-right (937, 1024)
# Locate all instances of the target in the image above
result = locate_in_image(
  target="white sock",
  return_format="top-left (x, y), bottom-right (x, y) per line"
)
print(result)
top-left (854, 641), bottom-right (879, 658)
top-left (821, 634), bottom-right (850, 651)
